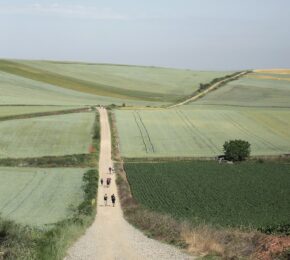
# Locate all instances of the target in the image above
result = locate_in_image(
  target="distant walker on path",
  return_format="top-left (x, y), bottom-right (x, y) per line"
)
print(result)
top-left (106, 177), bottom-right (111, 187)
top-left (104, 194), bottom-right (108, 206)
top-left (111, 194), bottom-right (116, 207)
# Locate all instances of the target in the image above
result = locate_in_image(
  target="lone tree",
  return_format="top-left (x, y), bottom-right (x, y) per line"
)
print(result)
top-left (223, 139), bottom-right (251, 162)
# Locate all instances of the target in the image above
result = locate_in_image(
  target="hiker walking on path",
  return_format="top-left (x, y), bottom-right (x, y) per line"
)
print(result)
top-left (100, 178), bottom-right (103, 186)
top-left (104, 194), bottom-right (108, 206)
top-left (111, 194), bottom-right (116, 207)
top-left (109, 167), bottom-right (112, 174)
top-left (106, 177), bottom-right (111, 187)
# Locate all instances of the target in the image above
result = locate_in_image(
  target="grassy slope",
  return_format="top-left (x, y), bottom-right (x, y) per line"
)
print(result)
top-left (125, 161), bottom-right (290, 229)
top-left (190, 72), bottom-right (290, 108)
top-left (0, 167), bottom-right (85, 227)
top-left (114, 108), bottom-right (290, 157)
top-left (0, 112), bottom-right (95, 158)
top-left (0, 70), bottom-right (161, 107)
top-left (0, 59), bottom-right (233, 103)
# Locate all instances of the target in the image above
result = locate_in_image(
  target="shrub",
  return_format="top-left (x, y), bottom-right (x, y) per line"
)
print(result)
top-left (223, 140), bottom-right (251, 161)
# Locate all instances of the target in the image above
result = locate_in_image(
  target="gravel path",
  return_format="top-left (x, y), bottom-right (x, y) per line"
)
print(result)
top-left (65, 108), bottom-right (194, 260)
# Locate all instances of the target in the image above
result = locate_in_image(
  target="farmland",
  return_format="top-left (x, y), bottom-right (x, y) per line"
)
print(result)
top-left (0, 112), bottom-right (95, 158)
top-left (190, 71), bottom-right (290, 108)
top-left (125, 160), bottom-right (290, 229)
top-left (0, 70), bottom-right (155, 107)
top-left (0, 167), bottom-right (85, 227)
top-left (0, 59), bottom-right (233, 103)
top-left (114, 107), bottom-right (290, 158)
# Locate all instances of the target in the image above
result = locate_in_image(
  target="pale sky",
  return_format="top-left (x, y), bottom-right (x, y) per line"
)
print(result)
top-left (0, 0), bottom-right (289, 70)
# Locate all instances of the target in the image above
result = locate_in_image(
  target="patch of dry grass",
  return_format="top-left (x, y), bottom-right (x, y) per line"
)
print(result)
top-left (254, 69), bottom-right (290, 75)
top-left (247, 74), bottom-right (290, 81)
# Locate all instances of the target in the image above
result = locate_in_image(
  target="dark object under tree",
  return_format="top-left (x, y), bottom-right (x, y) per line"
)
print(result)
top-left (223, 139), bottom-right (251, 161)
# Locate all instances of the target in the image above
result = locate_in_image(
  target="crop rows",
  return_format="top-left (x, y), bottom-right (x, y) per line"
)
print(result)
top-left (0, 167), bottom-right (85, 226)
top-left (125, 161), bottom-right (290, 229)
top-left (0, 112), bottom-right (95, 158)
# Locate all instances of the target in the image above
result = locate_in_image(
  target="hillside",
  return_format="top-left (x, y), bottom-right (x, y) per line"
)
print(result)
top-left (0, 59), bottom-right (232, 105)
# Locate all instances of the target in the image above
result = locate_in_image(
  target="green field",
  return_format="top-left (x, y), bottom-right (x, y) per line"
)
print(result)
top-left (190, 72), bottom-right (290, 108)
top-left (0, 167), bottom-right (85, 227)
top-left (0, 59), bottom-right (233, 103)
top-left (0, 70), bottom-right (151, 107)
top-left (125, 161), bottom-right (290, 228)
top-left (0, 112), bottom-right (95, 158)
top-left (115, 107), bottom-right (290, 157)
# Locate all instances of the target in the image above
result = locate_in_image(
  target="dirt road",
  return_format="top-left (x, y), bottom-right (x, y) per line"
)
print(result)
top-left (65, 108), bottom-right (193, 260)
top-left (168, 71), bottom-right (248, 108)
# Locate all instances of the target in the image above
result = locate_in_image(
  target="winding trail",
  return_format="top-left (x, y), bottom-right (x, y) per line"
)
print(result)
top-left (168, 71), bottom-right (248, 108)
top-left (65, 108), bottom-right (194, 260)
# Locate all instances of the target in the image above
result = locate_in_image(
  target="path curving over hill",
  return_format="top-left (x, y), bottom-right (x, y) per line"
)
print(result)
top-left (168, 71), bottom-right (248, 108)
top-left (65, 108), bottom-right (194, 260)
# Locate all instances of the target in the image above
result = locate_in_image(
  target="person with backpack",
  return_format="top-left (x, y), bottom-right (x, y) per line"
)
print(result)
top-left (111, 194), bottom-right (116, 207)
top-left (104, 194), bottom-right (108, 206)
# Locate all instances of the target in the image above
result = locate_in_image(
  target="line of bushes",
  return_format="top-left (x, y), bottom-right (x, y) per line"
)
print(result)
top-left (0, 107), bottom-right (94, 122)
top-left (0, 154), bottom-right (96, 168)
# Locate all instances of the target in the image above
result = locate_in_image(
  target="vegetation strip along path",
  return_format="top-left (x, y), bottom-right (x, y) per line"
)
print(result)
top-left (168, 71), bottom-right (248, 108)
top-left (65, 108), bottom-right (193, 260)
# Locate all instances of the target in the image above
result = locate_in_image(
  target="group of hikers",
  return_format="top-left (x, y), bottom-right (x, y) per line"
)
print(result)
top-left (100, 166), bottom-right (116, 207)
top-left (104, 193), bottom-right (116, 207)
top-left (100, 177), bottom-right (111, 187)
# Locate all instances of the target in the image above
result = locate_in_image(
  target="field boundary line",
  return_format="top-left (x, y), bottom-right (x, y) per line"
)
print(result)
top-left (167, 71), bottom-right (248, 108)
top-left (0, 107), bottom-right (93, 122)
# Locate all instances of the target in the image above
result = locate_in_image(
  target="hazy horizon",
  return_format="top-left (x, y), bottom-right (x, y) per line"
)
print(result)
top-left (1, 0), bottom-right (290, 70)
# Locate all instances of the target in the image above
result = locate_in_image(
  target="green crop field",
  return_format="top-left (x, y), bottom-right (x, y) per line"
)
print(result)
top-left (190, 72), bottom-right (290, 108)
top-left (0, 70), bottom-right (155, 107)
top-left (114, 107), bottom-right (290, 157)
top-left (0, 167), bottom-right (85, 227)
top-left (0, 112), bottom-right (95, 158)
top-left (0, 59), bottom-right (233, 103)
top-left (125, 161), bottom-right (290, 229)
